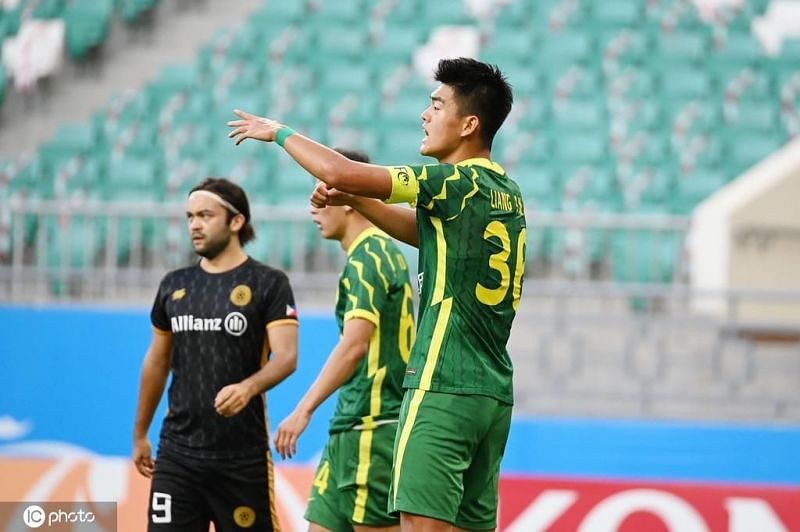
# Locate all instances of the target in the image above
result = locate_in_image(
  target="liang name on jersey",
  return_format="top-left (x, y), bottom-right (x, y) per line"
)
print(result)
top-left (170, 312), bottom-right (248, 336)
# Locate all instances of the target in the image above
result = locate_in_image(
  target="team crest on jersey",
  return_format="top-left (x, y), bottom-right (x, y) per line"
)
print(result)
top-left (172, 288), bottom-right (186, 301)
top-left (232, 506), bottom-right (255, 528)
top-left (230, 284), bottom-right (252, 307)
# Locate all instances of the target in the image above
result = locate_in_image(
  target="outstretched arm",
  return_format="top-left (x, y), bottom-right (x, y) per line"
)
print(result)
top-left (311, 183), bottom-right (419, 248)
top-left (228, 110), bottom-right (393, 199)
top-left (273, 318), bottom-right (375, 459)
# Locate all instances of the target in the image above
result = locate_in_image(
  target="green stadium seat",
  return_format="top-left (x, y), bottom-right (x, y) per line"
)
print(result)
top-left (501, 64), bottom-right (543, 97)
top-left (379, 127), bottom-right (427, 165)
top-left (538, 32), bottom-right (594, 63)
top-left (516, 164), bottom-right (557, 202)
top-left (420, 0), bottom-right (471, 26)
top-left (318, 63), bottom-right (372, 96)
top-left (610, 229), bottom-right (681, 283)
top-left (544, 65), bottom-right (603, 98)
top-left (638, 168), bottom-right (676, 204)
top-left (659, 68), bottom-right (713, 99)
top-left (377, 92), bottom-right (427, 129)
top-left (0, 1), bottom-right (24, 39)
top-left (106, 156), bottom-right (161, 199)
top-left (313, 25), bottom-right (368, 62)
top-left (656, 31), bottom-right (708, 63)
top-left (41, 215), bottom-right (104, 272)
top-left (518, 97), bottom-right (550, 127)
top-left (552, 133), bottom-right (608, 164)
top-left (593, 1), bottom-right (643, 28)
top-left (725, 101), bottom-right (778, 132)
top-left (724, 133), bottom-right (785, 172)
top-left (673, 169), bottom-right (727, 212)
top-left (552, 99), bottom-right (607, 129)
top-left (253, 0), bottom-right (306, 23)
top-left (64, 0), bottom-right (113, 59)
top-left (314, 0), bottom-right (362, 23)
top-left (712, 31), bottom-right (764, 67)
top-left (368, 25), bottom-right (422, 64)
top-left (31, 0), bottom-right (65, 19)
top-left (118, 0), bottom-right (159, 24)
top-left (608, 69), bottom-right (655, 99)
top-left (513, 132), bottom-right (553, 166)
top-left (481, 32), bottom-right (536, 65)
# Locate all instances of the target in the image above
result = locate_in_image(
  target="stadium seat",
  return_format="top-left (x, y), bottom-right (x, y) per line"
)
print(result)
top-left (420, 0), bottom-right (471, 26)
top-left (673, 169), bottom-right (727, 213)
top-left (656, 30), bottom-right (709, 64)
top-left (551, 133), bottom-right (609, 165)
top-left (31, 0), bottom-right (65, 19)
top-left (725, 101), bottom-right (778, 132)
top-left (659, 68), bottom-right (714, 100)
top-left (610, 229), bottom-right (681, 283)
top-left (593, 1), bottom-right (643, 28)
top-left (63, 0), bottom-right (113, 59)
top-left (552, 99), bottom-right (607, 129)
top-left (538, 32), bottom-right (594, 64)
top-left (118, 0), bottom-right (159, 24)
top-left (312, 25), bottom-right (368, 63)
top-left (10, 0), bottom-right (799, 285)
top-left (723, 133), bottom-right (785, 171)
top-left (481, 31), bottom-right (537, 66)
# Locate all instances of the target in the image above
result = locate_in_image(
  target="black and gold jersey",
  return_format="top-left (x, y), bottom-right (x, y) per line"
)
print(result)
top-left (150, 257), bottom-right (298, 460)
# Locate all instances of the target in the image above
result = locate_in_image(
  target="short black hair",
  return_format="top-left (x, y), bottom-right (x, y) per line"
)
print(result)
top-left (189, 178), bottom-right (256, 245)
top-left (335, 148), bottom-right (371, 164)
top-left (434, 57), bottom-right (513, 149)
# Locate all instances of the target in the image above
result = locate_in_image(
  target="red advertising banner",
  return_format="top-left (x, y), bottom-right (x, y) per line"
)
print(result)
top-left (499, 475), bottom-right (800, 532)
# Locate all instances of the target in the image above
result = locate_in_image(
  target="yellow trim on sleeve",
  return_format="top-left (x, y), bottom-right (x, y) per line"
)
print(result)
top-left (385, 166), bottom-right (419, 205)
top-left (266, 319), bottom-right (298, 329)
top-left (344, 309), bottom-right (380, 327)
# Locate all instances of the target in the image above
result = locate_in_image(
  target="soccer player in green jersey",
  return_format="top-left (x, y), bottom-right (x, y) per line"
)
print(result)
top-left (228, 57), bottom-right (524, 531)
top-left (274, 149), bottom-right (415, 532)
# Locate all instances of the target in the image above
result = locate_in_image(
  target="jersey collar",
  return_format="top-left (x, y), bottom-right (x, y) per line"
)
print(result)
top-left (347, 227), bottom-right (387, 256)
top-left (456, 157), bottom-right (506, 176)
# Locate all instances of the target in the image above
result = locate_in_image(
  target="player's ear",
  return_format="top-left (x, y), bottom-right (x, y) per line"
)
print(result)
top-left (229, 213), bottom-right (246, 232)
top-left (461, 115), bottom-right (479, 138)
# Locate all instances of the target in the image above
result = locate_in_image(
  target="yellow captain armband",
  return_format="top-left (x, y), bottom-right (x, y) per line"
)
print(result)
top-left (385, 165), bottom-right (419, 205)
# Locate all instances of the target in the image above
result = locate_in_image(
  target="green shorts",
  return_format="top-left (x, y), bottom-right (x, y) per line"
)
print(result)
top-left (388, 389), bottom-right (512, 530)
top-left (305, 422), bottom-right (399, 530)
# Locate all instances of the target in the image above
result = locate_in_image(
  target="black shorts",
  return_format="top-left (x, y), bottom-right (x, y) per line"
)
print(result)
top-left (147, 448), bottom-right (279, 532)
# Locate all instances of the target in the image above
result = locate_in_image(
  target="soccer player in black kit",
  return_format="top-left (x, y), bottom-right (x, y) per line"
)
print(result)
top-left (132, 178), bottom-right (299, 531)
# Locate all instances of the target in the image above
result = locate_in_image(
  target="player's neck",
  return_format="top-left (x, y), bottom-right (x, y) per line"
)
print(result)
top-left (199, 245), bottom-right (248, 274)
top-left (339, 218), bottom-right (374, 253)
top-left (439, 143), bottom-right (491, 165)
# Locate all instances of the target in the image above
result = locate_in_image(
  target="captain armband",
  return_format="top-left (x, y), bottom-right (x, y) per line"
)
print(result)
top-left (385, 166), bottom-right (419, 206)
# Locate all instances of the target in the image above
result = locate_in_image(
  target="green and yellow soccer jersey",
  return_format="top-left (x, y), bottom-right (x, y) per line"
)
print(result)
top-left (385, 158), bottom-right (526, 405)
top-left (329, 227), bottom-right (416, 433)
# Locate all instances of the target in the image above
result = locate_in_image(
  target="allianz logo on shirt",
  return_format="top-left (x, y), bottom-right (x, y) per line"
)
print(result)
top-left (170, 312), bottom-right (248, 336)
